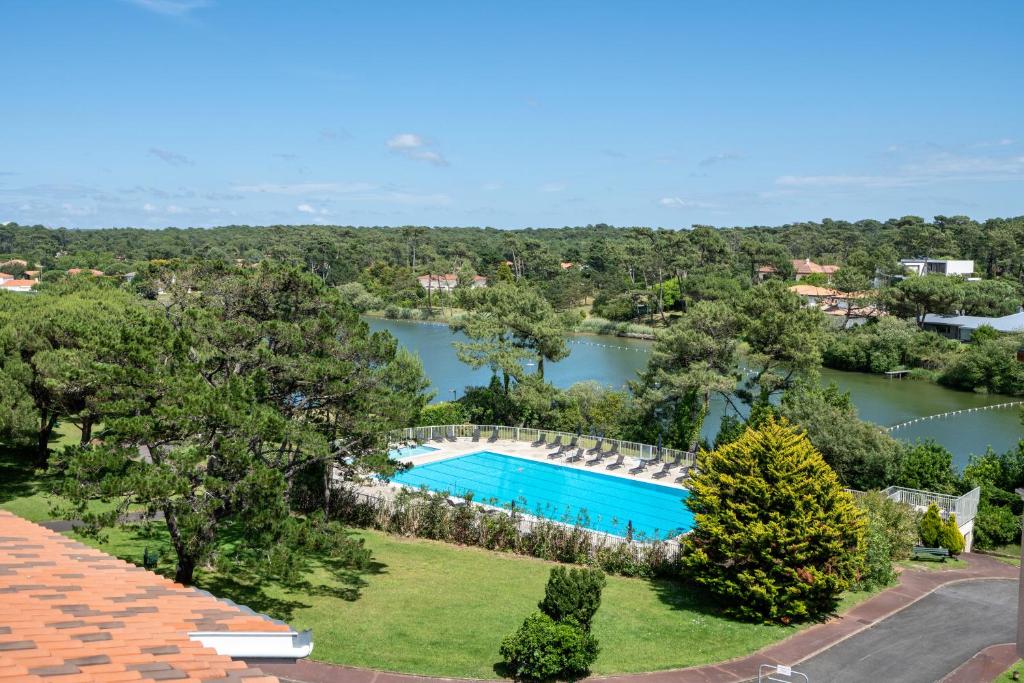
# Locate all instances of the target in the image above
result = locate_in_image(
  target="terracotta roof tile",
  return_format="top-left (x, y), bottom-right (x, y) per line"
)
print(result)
top-left (0, 511), bottom-right (287, 683)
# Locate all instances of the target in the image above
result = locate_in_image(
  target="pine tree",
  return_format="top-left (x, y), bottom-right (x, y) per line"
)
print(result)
top-left (919, 502), bottom-right (944, 547)
top-left (938, 513), bottom-right (965, 556)
top-left (682, 417), bottom-right (865, 623)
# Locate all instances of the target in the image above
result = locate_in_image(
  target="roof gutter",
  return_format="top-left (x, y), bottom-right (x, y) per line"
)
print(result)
top-left (188, 629), bottom-right (314, 659)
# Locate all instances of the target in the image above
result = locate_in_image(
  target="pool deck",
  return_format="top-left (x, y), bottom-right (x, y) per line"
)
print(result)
top-left (391, 436), bottom-right (690, 490)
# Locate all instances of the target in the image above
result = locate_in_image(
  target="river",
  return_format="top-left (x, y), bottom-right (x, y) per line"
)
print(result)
top-left (369, 318), bottom-right (1022, 468)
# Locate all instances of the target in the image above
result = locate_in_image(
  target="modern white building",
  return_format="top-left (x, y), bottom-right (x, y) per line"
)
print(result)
top-left (900, 258), bottom-right (975, 277)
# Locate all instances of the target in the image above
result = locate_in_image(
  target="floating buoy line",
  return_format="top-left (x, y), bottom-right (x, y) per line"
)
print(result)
top-left (885, 401), bottom-right (1024, 432)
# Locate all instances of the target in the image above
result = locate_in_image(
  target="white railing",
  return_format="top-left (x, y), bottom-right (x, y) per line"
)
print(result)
top-left (879, 485), bottom-right (980, 523)
top-left (387, 424), bottom-right (697, 467)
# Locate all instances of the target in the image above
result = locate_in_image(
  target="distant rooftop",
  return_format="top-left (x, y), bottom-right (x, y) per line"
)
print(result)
top-left (922, 311), bottom-right (1024, 333)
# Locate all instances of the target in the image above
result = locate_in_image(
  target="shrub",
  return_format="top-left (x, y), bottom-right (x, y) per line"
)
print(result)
top-left (973, 502), bottom-right (1021, 549)
top-left (419, 401), bottom-right (468, 426)
top-left (939, 514), bottom-right (965, 556)
top-left (499, 612), bottom-right (599, 681)
top-left (897, 441), bottom-right (959, 494)
top-left (538, 567), bottom-right (606, 630)
top-left (919, 502), bottom-right (943, 547)
top-left (854, 491), bottom-right (918, 589)
top-left (682, 417), bottom-right (866, 623)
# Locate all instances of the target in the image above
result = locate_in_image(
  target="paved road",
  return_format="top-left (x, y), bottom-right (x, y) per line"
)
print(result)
top-left (796, 579), bottom-right (1016, 683)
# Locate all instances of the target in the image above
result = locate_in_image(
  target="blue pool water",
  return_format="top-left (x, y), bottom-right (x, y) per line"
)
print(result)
top-left (389, 444), bottom-right (440, 458)
top-left (391, 450), bottom-right (692, 539)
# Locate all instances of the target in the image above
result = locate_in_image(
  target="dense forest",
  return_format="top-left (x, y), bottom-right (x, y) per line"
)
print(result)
top-left (4, 216), bottom-right (1024, 325)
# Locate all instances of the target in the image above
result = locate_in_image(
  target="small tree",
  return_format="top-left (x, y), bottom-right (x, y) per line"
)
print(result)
top-left (938, 513), bottom-right (965, 556)
top-left (499, 613), bottom-right (599, 681)
top-left (538, 567), bottom-right (606, 630)
top-left (682, 417), bottom-right (865, 623)
top-left (500, 566), bottom-right (604, 680)
top-left (919, 502), bottom-right (944, 547)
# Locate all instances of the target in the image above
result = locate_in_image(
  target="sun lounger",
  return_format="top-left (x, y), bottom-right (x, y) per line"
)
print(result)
top-left (549, 434), bottom-right (563, 449)
top-left (629, 459), bottom-right (649, 475)
top-left (605, 453), bottom-right (625, 470)
top-left (652, 461), bottom-right (673, 479)
top-left (585, 451), bottom-right (605, 466)
top-left (432, 430), bottom-right (444, 442)
top-left (547, 447), bottom-right (565, 460)
top-left (587, 437), bottom-right (604, 454)
top-left (566, 447), bottom-right (584, 463)
top-left (531, 433), bottom-right (548, 447)
top-left (471, 426), bottom-right (481, 442)
top-left (446, 426), bottom-right (457, 442)
top-left (674, 465), bottom-right (692, 484)
top-left (487, 427), bottom-right (499, 443)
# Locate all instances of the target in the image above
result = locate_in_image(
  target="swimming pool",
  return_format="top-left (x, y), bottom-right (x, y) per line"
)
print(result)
top-left (390, 450), bottom-right (692, 539)
top-left (389, 444), bottom-right (440, 458)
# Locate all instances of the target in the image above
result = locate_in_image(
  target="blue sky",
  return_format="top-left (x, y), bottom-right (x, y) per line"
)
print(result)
top-left (2, 1), bottom-right (1022, 229)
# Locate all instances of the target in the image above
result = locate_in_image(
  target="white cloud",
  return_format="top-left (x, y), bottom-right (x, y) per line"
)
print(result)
top-left (386, 133), bottom-right (448, 166)
top-left (148, 147), bottom-right (194, 166)
top-left (658, 197), bottom-right (716, 209)
top-left (482, 181), bottom-right (503, 191)
top-left (775, 175), bottom-right (914, 189)
top-left (143, 203), bottom-right (157, 212)
top-left (699, 152), bottom-right (742, 167)
top-left (233, 182), bottom-right (376, 195)
top-left (124, 0), bottom-right (209, 16)
top-left (296, 203), bottom-right (329, 215)
top-left (386, 133), bottom-right (424, 150)
top-left (166, 205), bottom-right (185, 214)
top-left (540, 182), bottom-right (566, 193)
top-left (777, 148), bottom-right (1024, 191)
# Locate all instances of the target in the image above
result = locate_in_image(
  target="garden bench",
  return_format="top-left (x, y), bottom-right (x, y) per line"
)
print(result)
top-left (911, 546), bottom-right (950, 562)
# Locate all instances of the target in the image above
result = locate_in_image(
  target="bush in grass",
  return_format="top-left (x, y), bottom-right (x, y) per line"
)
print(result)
top-left (919, 502), bottom-right (943, 547)
top-left (855, 491), bottom-right (918, 589)
top-left (939, 514), bottom-right (965, 556)
top-left (538, 566), bottom-right (606, 630)
top-left (682, 417), bottom-right (866, 624)
top-left (499, 612), bottom-right (599, 681)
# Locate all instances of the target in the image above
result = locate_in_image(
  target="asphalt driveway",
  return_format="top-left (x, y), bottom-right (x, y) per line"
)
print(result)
top-left (795, 578), bottom-right (1016, 683)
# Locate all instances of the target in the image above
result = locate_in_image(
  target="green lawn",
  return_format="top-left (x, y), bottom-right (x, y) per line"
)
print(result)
top-left (0, 445), bottom-right (68, 522)
top-left (998, 660), bottom-right (1023, 681)
top-left (0, 426), bottom-right (116, 523)
top-left (76, 523), bottom-right (878, 679)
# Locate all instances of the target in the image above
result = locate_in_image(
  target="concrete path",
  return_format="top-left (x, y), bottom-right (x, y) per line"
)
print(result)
top-left (797, 579), bottom-right (1015, 683)
top-left (252, 553), bottom-right (1018, 683)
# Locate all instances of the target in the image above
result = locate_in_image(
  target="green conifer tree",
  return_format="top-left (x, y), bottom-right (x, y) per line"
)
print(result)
top-left (682, 416), bottom-right (865, 623)
top-left (938, 513), bottom-right (965, 556)
top-left (919, 502), bottom-right (944, 547)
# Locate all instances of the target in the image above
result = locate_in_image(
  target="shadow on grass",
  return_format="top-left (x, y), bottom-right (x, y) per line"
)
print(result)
top-left (99, 521), bottom-right (388, 623)
top-left (0, 446), bottom-right (52, 503)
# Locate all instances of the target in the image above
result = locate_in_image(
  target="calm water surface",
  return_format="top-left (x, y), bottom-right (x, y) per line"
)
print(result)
top-left (369, 318), bottom-right (1022, 467)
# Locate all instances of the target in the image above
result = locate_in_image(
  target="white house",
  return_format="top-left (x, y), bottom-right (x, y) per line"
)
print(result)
top-left (900, 258), bottom-right (975, 277)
